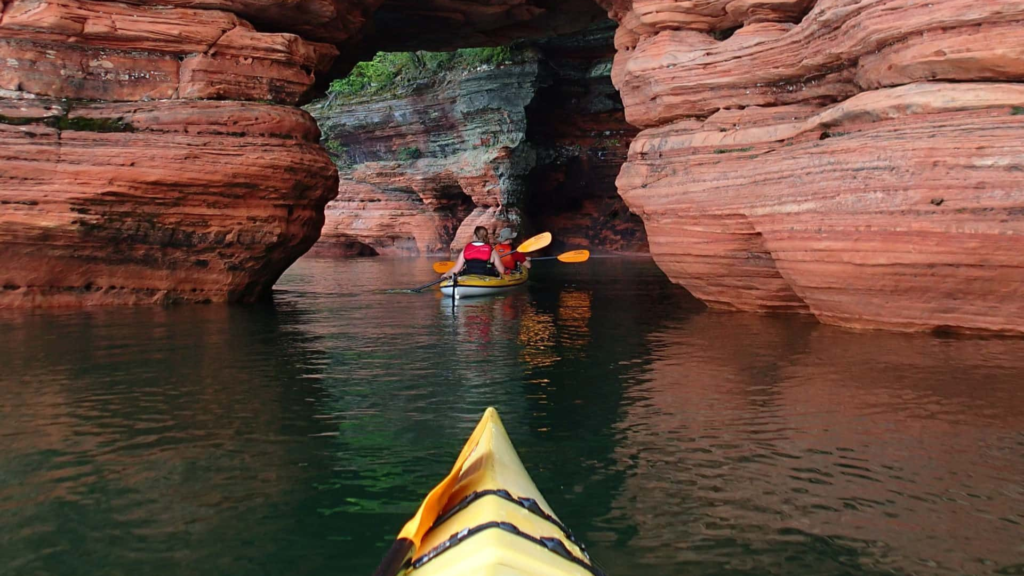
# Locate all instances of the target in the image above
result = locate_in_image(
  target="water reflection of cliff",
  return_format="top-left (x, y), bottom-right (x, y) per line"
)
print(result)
top-left (603, 313), bottom-right (1024, 576)
top-left (0, 303), bottom-right (334, 575)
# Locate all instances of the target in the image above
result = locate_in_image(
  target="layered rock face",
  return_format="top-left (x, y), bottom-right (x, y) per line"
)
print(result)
top-left (0, 0), bottom-right (627, 306)
top-left (606, 0), bottom-right (1024, 333)
top-left (0, 0), bottom-right (342, 306)
top-left (310, 29), bottom-right (647, 256)
top-left (309, 61), bottom-right (539, 256)
top-left (1, 99), bottom-right (336, 306)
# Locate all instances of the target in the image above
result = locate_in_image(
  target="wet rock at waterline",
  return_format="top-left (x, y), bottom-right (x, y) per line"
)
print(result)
top-left (0, 0), bottom-right (632, 306)
top-left (2, 0), bottom-right (1024, 335)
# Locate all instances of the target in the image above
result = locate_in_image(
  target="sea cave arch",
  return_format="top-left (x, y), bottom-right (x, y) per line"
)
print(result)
top-left (306, 19), bottom-right (649, 257)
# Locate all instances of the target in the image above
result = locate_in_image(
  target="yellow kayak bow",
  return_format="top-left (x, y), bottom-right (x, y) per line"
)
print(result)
top-left (372, 408), bottom-right (604, 576)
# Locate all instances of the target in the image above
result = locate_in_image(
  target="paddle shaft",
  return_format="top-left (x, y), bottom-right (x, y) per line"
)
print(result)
top-left (372, 538), bottom-right (414, 576)
top-left (411, 278), bottom-right (444, 292)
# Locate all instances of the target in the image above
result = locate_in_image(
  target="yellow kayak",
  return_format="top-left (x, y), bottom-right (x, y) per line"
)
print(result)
top-left (439, 269), bottom-right (528, 299)
top-left (372, 408), bottom-right (604, 576)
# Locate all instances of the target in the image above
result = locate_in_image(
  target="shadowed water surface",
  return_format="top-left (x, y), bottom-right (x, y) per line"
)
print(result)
top-left (1, 257), bottom-right (1022, 576)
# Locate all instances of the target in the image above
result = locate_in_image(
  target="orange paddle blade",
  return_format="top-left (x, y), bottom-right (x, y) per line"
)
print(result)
top-left (556, 250), bottom-right (590, 263)
top-left (516, 232), bottom-right (551, 253)
top-left (432, 261), bottom-right (455, 274)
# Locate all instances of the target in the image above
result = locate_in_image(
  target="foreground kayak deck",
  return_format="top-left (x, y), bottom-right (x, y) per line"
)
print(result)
top-left (373, 408), bottom-right (604, 576)
top-left (439, 269), bottom-right (528, 299)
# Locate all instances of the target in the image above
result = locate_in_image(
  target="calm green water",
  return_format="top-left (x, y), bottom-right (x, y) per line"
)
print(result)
top-left (2, 257), bottom-right (1023, 576)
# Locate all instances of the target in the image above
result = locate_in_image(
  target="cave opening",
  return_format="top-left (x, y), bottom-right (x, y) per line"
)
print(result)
top-left (306, 17), bottom-right (648, 256)
top-left (523, 22), bottom-right (649, 253)
top-left (312, 241), bottom-right (381, 258)
top-left (436, 184), bottom-right (477, 248)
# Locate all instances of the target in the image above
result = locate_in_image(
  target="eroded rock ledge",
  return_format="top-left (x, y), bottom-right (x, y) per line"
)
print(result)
top-left (308, 60), bottom-right (539, 255)
top-left (604, 0), bottom-right (1024, 333)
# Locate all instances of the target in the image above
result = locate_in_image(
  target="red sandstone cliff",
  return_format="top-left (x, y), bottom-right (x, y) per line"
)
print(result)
top-left (0, 0), bottom-right (625, 305)
top-left (6, 0), bottom-right (1024, 327)
top-left (0, 0), bottom-right (344, 306)
top-left (602, 0), bottom-right (1024, 333)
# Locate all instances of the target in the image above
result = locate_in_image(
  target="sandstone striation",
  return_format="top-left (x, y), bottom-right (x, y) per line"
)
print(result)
top-left (0, 0), bottom-right (638, 307)
top-left (0, 0), bottom-right (340, 104)
top-left (309, 60), bottom-right (539, 256)
top-left (606, 0), bottom-right (1024, 333)
top-left (0, 0), bottom-right (341, 307)
top-left (0, 99), bottom-right (337, 306)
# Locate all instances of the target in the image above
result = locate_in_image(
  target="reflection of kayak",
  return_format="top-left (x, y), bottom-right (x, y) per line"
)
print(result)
top-left (439, 269), bottom-right (528, 299)
top-left (379, 408), bottom-right (603, 576)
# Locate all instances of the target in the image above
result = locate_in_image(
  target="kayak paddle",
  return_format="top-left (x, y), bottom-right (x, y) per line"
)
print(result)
top-left (429, 249), bottom-right (590, 270)
top-left (371, 408), bottom-right (497, 576)
top-left (380, 278), bottom-right (443, 294)
top-left (513, 231), bottom-right (552, 254)
top-left (432, 261), bottom-right (455, 274)
top-left (380, 262), bottom-right (456, 293)
top-left (530, 249), bottom-right (591, 263)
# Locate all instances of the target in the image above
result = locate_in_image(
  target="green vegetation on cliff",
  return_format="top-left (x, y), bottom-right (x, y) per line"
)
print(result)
top-left (328, 47), bottom-right (525, 102)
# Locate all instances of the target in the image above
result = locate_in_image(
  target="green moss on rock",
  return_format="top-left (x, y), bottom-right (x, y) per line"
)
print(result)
top-left (397, 146), bottom-right (422, 161)
top-left (327, 46), bottom-right (528, 102)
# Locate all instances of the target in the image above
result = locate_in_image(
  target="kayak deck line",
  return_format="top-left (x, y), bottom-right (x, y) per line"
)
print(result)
top-left (373, 408), bottom-right (605, 576)
top-left (439, 269), bottom-right (529, 298)
top-left (427, 488), bottom-right (585, 550)
top-left (412, 488), bottom-right (596, 571)
top-left (411, 520), bottom-right (605, 575)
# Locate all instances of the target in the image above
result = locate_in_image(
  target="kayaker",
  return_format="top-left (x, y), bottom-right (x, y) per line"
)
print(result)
top-left (494, 228), bottom-right (530, 273)
top-left (444, 226), bottom-right (505, 278)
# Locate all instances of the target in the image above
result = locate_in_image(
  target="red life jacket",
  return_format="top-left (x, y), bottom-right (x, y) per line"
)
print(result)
top-left (463, 242), bottom-right (492, 262)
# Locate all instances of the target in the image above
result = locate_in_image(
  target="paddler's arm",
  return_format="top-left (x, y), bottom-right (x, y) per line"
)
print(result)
top-left (445, 253), bottom-right (466, 278)
top-left (492, 251), bottom-right (506, 275)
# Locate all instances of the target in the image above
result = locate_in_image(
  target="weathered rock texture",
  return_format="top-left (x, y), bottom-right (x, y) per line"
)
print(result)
top-left (0, 0), bottom-right (628, 306)
top-left (0, 99), bottom-right (337, 306)
top-left (0, 0), bottom-right (345, 306)
top-left (309, 62), bottom-right (539, 256)
top-left (310, 28), bottom-right (647, 256)
top-left (0, 0), bottom-right (341, 104)
top-left (606, 0), bottom-right (1024, 333)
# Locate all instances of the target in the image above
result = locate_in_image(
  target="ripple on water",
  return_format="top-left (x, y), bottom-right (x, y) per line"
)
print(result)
top-left (1, 257), bottom-right (1023, 576)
